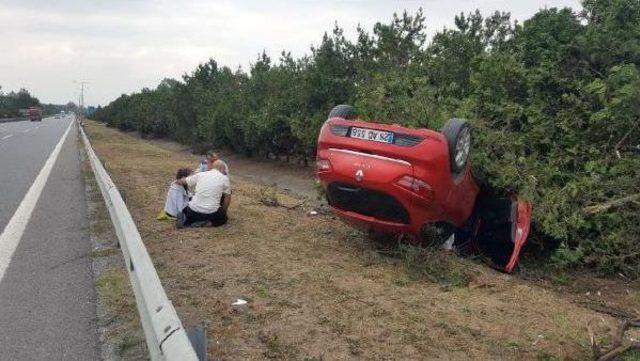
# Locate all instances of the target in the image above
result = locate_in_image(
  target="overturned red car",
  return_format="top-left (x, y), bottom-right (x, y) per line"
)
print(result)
top-left (316, 105), bottom-right (532, 273)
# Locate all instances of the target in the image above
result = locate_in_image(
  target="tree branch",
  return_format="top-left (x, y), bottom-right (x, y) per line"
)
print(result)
top-left (591, 318), bottom-right (640, 361)
top-left (583, 193), bottom-right (640, 214)
top-left (615, 121), bottom-right (640, 159)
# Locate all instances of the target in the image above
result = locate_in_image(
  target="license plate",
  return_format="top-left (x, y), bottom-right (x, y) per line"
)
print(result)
top-left (350, 127), bottom-right (394, 144)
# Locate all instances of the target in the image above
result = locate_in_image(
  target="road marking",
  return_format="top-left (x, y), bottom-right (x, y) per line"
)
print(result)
top-left (23, 128), bottom-right (32, 133)
top-left (1, 134), bottom-right (12, 140)
top-left (0, 120), bottom-right (74, 284)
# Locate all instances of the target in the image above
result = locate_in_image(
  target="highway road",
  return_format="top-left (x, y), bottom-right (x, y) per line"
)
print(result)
top-left (0, 116), bottom-right (99, 360)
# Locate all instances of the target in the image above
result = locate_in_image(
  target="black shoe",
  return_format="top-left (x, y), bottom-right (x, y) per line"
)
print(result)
top-left (176, 211), bottom-right (186, 229)
top-left (191, 220), bottom-right (209, 228)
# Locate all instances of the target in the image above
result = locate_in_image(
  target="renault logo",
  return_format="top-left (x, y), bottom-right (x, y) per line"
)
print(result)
top-left (355, 169), bottom-right (364, 182)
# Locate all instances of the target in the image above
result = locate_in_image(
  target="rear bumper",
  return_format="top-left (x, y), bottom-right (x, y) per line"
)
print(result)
top-left (324, 180), bottom-right (418, 233)
top-left (326, 182), bottom-right (410, 223)
top-left (329, 206), bottom-right (414, 234)
top-left (319, 175), bottom-right (467, 234)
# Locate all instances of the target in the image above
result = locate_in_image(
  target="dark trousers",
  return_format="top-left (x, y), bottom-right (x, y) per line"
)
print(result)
top-left (182, 205), bottom-right (228, 227)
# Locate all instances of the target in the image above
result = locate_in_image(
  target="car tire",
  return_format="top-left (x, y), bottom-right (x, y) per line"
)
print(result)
top-left (328, 104), bottom-right (357, 120)
top-left (442, 118), bottom-right (471, 174)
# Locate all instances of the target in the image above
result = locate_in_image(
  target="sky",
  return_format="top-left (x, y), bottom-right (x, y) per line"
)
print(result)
top-left (0, 0), bottom-right (582, 106)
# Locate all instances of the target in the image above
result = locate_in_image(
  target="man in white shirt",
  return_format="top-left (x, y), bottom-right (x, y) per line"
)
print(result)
top-left (176, 160), bottom-right (231, 228)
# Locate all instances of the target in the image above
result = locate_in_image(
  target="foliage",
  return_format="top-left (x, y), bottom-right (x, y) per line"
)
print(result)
top-left (0, 86), bottom-right (40, 117)
top-left (93, 1), bottom-right (640, 276)
top-left (0, 86), bottom-right (71, 117)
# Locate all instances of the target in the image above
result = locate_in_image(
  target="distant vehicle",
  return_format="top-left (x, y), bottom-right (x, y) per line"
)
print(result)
top-left (316, 104), bottom-right (532, 273)
top-left (28, 107), bottom-right (43, 122)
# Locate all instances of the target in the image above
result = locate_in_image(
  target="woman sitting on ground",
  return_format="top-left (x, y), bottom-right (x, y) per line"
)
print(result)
top-left (160, 168), bottom-right (193, 219)
top-left (197, 150), bottom-right (230, 175)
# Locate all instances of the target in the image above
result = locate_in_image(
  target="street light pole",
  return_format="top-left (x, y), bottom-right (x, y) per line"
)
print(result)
top-left (78, 81), bottom-right (88, 111)
top-left (73, 80), bottom-right (89, 123)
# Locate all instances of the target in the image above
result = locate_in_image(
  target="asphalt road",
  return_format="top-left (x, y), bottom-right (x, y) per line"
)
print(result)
top-left (0, 116), bottom-right (99, 360)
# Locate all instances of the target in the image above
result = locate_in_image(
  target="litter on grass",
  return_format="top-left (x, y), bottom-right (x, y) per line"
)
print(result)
top-left (231, 299), bottom-right (248, 306)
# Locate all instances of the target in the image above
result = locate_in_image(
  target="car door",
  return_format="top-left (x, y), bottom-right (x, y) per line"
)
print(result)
top-left (471, 195), bottom-right (532, 273)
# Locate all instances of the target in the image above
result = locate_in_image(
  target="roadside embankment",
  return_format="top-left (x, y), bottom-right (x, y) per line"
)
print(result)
top-left (84, 120), bottom-right (639, 360)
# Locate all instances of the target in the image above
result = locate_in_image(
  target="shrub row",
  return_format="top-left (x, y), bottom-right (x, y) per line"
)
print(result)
top-left (94, 1), bottom-right (640, 276)
top-left (0, 87), bottom-right (40, 118)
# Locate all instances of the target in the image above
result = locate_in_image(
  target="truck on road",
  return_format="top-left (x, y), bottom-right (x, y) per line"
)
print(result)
top-left (28, 107), bottom-right (43, 122)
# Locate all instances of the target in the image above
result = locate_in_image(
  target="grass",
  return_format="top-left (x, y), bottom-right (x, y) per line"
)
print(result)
top-left (95, 269), bottom-right (132, 313)
top-left (623, 351), bottom-right (640, 361)
top-left (396, 242), bottom-right (473, 287)
top-left (257, 186), bottom-right (280, 207)
top-left (95, 268), bottom-right (145, 357)
top-left (84, 120), bottom-right (640, 360)
top-left (83, 148), bottom-right (147, 360)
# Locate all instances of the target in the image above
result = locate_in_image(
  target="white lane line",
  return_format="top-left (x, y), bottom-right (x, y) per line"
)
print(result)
top-left (1, 134), bottom-right (13, 140)
top-left (23, 128), bottom-right (32, 133)
top-left (0, 120), bottom-right (74, 283)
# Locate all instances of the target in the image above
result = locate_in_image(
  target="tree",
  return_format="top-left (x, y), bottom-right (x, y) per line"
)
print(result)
top-left (92, 2), bottom-right (640, 276)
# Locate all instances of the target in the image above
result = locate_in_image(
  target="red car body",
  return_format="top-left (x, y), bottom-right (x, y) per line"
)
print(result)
top-left (316, 108), bottom-right (532, 273)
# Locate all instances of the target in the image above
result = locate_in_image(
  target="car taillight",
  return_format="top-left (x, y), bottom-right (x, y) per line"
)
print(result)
top-left (396, 175), bottom-right (433, 199)
top-left (316, 159), bottom-right (332, 172)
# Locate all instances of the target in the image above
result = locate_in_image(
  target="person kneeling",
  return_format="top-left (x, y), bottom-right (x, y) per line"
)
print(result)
top-left (160, 168), bottom-right (193, 220)
top-left (176, 160), bottom-right (231, 228)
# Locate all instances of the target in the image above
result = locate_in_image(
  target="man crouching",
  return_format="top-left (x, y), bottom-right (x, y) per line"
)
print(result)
top-left (175, 160), bottom-right (231, 228)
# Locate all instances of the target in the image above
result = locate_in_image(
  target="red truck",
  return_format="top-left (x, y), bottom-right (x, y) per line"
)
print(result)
top-left (28, 107), bottom-right (43, 122)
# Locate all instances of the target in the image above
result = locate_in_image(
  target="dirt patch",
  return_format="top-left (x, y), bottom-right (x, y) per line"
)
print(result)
top-left (131, 130), bottom-right (318, 200)
top-left (84, 120), bottom-right (639, 360)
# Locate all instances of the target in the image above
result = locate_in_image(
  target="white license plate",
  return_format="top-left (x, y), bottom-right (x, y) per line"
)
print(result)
top-left (350, 127), bottom-right (394, 143)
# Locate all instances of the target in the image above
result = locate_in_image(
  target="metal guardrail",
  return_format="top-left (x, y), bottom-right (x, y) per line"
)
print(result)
top-left (78, 120), bottom-right (199, 361)
top-left (0, 117), bottom-right (26, 123)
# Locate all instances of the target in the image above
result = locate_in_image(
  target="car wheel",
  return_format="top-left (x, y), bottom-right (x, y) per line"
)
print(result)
top-left (442, 118), bottom-right (471, 174)
top-left (328, 104), bottom-right (357, 120)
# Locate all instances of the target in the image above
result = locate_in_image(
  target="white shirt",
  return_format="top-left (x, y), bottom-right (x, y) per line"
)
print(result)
top-left (186, 169), bottom-right (231, 214)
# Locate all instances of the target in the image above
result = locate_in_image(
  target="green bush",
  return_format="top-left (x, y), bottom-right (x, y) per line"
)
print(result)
top-left (94, 1), bottom-right (640, 276)
top-left (0, 87), bottom-right (40, 117)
